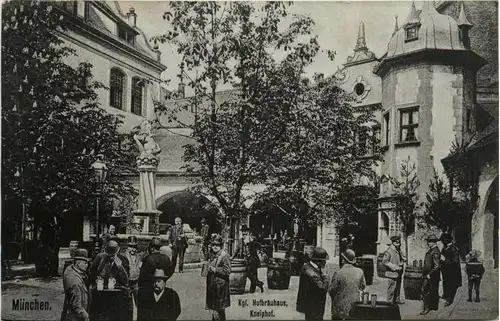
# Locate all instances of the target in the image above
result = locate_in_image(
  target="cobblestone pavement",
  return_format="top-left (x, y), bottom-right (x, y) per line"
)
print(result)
top-left (2, 267), bottom-right (498, 320)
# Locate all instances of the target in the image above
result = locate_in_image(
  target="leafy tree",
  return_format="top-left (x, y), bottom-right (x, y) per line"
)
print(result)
top-left (153, 2), bottom-right (379, 253)
top-left (424, 169), bottom-right (459, 233)
top-left (390, 157), bottom-right (421, 258)
top-left (2, 0), bottom-right (137, 274)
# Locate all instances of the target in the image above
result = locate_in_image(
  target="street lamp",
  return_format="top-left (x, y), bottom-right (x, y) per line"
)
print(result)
top-left (91, 154), bottom-right (108, 256)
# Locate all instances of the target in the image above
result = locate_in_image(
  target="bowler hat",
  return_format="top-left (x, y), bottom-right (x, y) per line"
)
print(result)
top-left (311, 247), bottom-right (329, 261)
top-left (390, 235), bottom-right (401, 242)
top-left (105, 240), bottom-right (120, 255)
top-left (153, 269), bottom-right (169, 280)
top-left (73, 248), bottom-right (90, 262)
top-left (240, 224), bottom-right (249, 232)
top-left (341, 249), bottom-right (356, 264)
top-left (211, 234), bottom-right (223, 246)
top-left (440, 233), bottom-right (453, 243)
top-left (426, 234), bottom-right (439, 242)
top-left (128, 236), bottom-right (139, 246)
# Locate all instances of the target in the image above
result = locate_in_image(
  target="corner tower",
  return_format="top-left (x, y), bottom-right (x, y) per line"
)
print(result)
top-left (373, 2), bottom-right (487, 257)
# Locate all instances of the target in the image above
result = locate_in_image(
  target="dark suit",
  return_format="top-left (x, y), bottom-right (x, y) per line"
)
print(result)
top-left (200, 224), bottom-right (210, 261)
top-left (441, 243), bottom-right (462, 303)
top-left (422, 245), bottom-right (441, 311)
top-left (233, 237), bottom-right (263, 293)
top-left (140, 287), bottom-right (181, 321)
top-left (170, 225), bottom-right (187, 272)
top-left (296, 262), bottom-right (328, 320)
top-left (138, 252), bottom-right (174, 321)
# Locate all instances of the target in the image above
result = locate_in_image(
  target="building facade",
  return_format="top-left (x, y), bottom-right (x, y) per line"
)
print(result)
top-left (328, 1), bottom-right (498, 266)
top-left (52, 1), bottom-right (167, 245)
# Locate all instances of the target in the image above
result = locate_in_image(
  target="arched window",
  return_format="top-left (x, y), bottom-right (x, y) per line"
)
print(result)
top-left (131, 77), bottom-right (143, 116)
top-left (110, 68), bottom-right (126, 110)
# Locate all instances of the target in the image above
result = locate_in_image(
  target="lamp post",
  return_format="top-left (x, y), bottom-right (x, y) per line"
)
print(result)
top-left (91, 154), bottom-right (108, 256)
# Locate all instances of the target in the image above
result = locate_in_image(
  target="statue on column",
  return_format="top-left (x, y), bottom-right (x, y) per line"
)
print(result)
top-left (133, 120), bottom-right (162, 234)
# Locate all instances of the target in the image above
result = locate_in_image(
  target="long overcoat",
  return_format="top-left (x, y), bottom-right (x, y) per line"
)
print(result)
top-left (206, 249), bottom-right (231, 311)
top-left (61, 265), bottom-right (91, 321)
top-left (141, 287), bottom-right (181, 321)
top-left (296, 262), bottom-right (329, 318)
top-left (441, 243), bottom-right (462, 290)
top-left (329, 263), bottom-right (366, 319)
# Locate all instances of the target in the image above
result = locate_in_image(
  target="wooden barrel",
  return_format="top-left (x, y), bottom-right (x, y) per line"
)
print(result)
top-left (229, 259), bottom-right (247, 295)
top-left (403, 266), bottom-right (423, 300)
top-left (377, 253), bottom-right (387, 278)
top-left (267, 258), bottom-right (292, 290)
top-left (355, 257), bottom-right (374, 286)
top-left (285, 250), bottom-right (305, 276)
top-left (303, 245), bottom-right (315, 263)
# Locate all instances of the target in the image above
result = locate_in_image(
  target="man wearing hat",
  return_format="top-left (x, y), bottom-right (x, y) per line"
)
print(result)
top-left (200, 218), bottom-right (210, 261)
top-left (297, 247), bottom-right (330, 320)
top-left (440, 233), bottom-right (462, 306)
top-left (420, 234), bottom-right (441, 315)
top-left (90, 239), bottom-right (132, 321)
top-left (61, 249), bottom-right (91, 321)
top-left (139, 237), bottom-right (174, 320)
top-left (232, 224), bottom-right (264, 293)
top-left (205, 234), bottom-right (231, 321)
top-left (382, 235), bottom-right (407, 304)
top-left (169, 217), bottom-right (188, 273)
top-left (141, 269), bottom-right (181, 321)
top-left (329, 249), bottom-right (366, 320)
top-left (123, 236), bottom-right (143, 308)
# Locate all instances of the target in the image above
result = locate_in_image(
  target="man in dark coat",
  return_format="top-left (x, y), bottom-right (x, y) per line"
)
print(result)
top-left (89, 240), bottom-right (132, 321)
top-left (420, 234), bottom-right (441, 315)
top-left (140, 269), bottom-right (181, 321)
top-left (232, 224), bottom-right (264, 293)
top-left (200, 218), bottom-right (210, 261)
top-left (169, 217), bottom-right (188, 273)
top-left (382, 235), bottom-right (407, 304)
top-left (138, 237), bottom-right (174, 321)
top-left (440, 233), bottom-right (462, 306)
top-left (205, 235), bottom-right (231, 321)
top-left (296, 247), bottom-right (329, 320)
top-left (61, 249), bottom-right (91, 321)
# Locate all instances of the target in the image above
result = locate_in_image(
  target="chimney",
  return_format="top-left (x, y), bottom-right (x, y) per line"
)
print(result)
top-left (152, 41), bottom-right (161, 62)
top-left (127, 7), bottom-right (137, 27)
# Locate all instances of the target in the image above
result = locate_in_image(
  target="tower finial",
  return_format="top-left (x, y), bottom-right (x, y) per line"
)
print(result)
top-left (457, 3), bottom-right (473, 27)
top-left (404, 1), bottom-right (420, 26)
top-left (392, 16), bottom-right (399, 36)
top-left (178, 61), bottom-right (186, 98)
top-left (354, 21), bottom-right (367, 51)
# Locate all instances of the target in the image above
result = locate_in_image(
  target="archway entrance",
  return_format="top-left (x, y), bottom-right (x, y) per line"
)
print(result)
top-left (250, 194), bottom-right (316, 248)
top-left (157, 191), bottom-right (221, 236)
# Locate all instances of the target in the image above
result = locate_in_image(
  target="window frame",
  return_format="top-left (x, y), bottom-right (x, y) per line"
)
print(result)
top-left (399, 107), bottom-right (419, 143)
top-left (131, 77), bottom-right (143, 116)
top-left (383, 111), bottom-right (391, 147)
top-left (109, 68), bottom-right (126, 110)
top-left (404, 23), bottom-right (420, 42)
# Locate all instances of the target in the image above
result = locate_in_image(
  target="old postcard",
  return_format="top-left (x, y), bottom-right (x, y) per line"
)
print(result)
top-left (2, 1), bottom-right (498, 320)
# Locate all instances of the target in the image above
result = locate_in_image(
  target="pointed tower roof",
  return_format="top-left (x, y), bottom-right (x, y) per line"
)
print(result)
top-left (392, 16), bottom-right (399, 36)
top-left (404, 1), bottom-right (420, 26)
top-left (354, 21), bottom-right (368, 51)
top-left (457, 3), bottom-right (473, 27)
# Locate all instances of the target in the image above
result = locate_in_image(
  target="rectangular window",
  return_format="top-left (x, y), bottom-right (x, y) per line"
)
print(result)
top-left (372, 125), bottom-right (381, 152)
top-left (405, 26), bottom-right (419, 41)
top-left (466, 109), bottom-right (472, 132)
top-left (399, 108), bottom-right (419, 142)
top-left (383, 113), bottom-right (390, 146)
top-left (357, 128), bottom-right (368, 156)
top-left (131, 78), bottom-right (143, 116)
top-left (118, 27), bottom-right (135, 45)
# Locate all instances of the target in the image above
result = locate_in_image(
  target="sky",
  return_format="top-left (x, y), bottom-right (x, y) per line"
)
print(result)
top-left (120, 1), bottom-right (417, 94)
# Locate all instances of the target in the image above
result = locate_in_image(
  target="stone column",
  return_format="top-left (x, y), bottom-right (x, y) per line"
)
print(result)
top-left (132, 120), bottom-right (162, 235)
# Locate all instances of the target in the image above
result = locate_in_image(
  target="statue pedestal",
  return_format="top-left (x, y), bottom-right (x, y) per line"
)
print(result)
top-left (133, 209), bottom-right (162, 235)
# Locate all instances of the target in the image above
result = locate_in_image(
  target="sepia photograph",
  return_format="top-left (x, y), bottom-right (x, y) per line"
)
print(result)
top-left (1, 1), bottom-right (498, 320)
